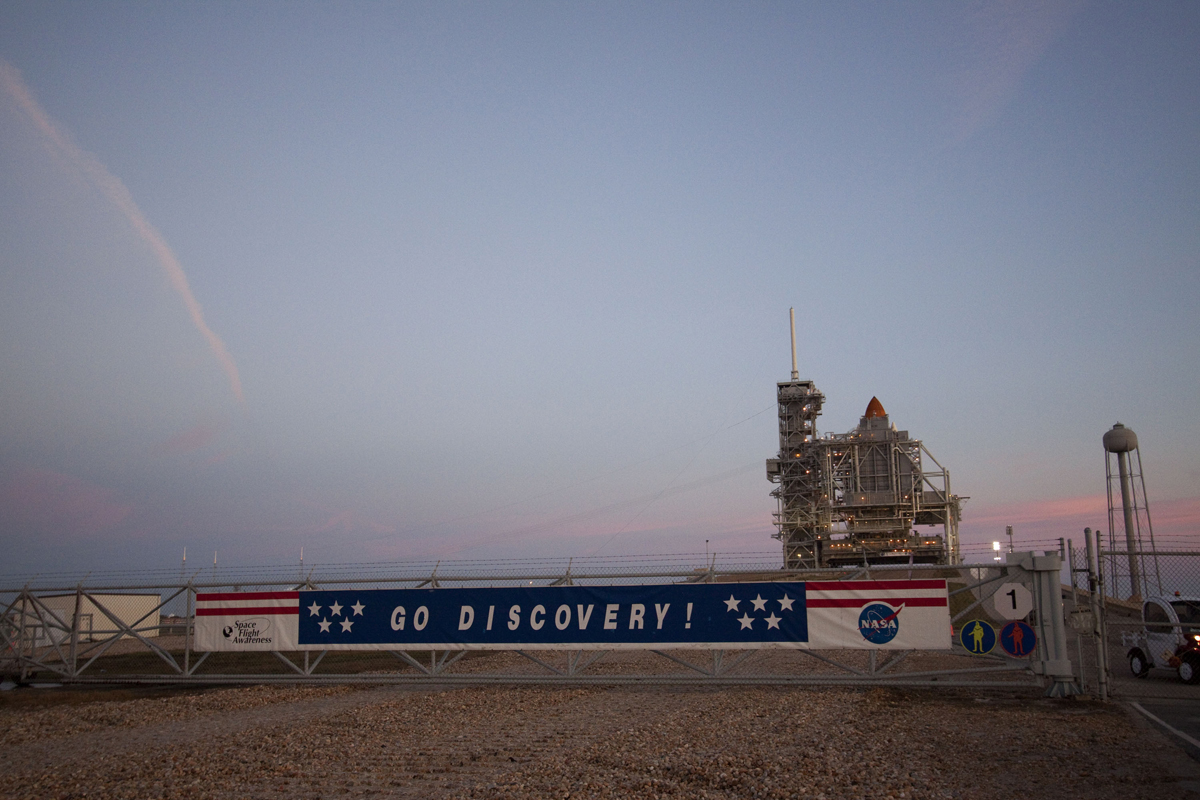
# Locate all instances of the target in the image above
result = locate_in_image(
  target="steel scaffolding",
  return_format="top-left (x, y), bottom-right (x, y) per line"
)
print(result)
top-left (768, 386), bottom-right (961, 570)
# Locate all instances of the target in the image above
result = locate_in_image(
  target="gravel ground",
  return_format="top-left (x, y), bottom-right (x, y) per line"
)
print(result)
top-left (3, 683), bottom-right (1198, 800)
top-left (0, 685), bottom-right (355, 746)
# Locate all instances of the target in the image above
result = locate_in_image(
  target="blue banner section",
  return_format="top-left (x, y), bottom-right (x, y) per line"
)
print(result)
top-left (298, 582), bottom-right (807, 647)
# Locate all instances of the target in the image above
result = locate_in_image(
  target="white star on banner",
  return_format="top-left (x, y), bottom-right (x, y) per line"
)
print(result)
top-left (307, 601), bottom-right (322, 617)
top-left (751, 595), bottom-right (768, 612)
top-left (765, 613), bottom-right (782, 630)
top-left (724, 595), bottom-right (741, 612)
top-left (329, 601), bottom-right (343, 617)
top-left (340, 618), bottom-right (354, 632)
top-left (738, 613), bottom-right (754, 630)
top-left (351, 601), bottom-right (365, 616)
top-left (778, 594), bottom-right (795, 612)
top-left (318, 618), bottom-right (331, 633)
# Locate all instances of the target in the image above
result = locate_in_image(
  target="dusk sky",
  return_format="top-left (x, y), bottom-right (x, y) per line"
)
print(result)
top-left (1, 2), bottom-right (1197, 577)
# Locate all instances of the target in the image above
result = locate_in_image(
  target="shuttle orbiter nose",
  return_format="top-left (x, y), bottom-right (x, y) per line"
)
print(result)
top-left (864, 396), bottom-right (887, 419)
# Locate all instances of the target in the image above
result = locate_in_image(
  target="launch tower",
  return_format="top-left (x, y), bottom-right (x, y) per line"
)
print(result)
top-left (766, 310), bottom-right (961, 569)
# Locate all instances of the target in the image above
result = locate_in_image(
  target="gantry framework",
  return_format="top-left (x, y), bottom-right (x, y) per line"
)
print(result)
top-left (767, 383), bottom-right (961, 569)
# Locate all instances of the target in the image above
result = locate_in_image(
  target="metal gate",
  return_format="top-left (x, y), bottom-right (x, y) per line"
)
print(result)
top-left (2, 554), bottom-right (1076, 692)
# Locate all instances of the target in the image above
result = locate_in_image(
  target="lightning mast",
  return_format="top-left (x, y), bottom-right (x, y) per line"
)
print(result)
top-left (766, 308), bottom-right (827, 568)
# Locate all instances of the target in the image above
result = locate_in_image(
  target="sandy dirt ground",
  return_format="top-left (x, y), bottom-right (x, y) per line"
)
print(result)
top-left (3, 682), bottom-right (1199, 800)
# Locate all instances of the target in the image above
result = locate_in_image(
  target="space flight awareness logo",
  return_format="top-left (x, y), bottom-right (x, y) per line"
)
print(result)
top-left (219, 616), bottom-right (274, 645)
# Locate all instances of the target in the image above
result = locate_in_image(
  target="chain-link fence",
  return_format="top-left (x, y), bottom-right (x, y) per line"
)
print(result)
top-left (2, 553), bottom-right (1074, 692)
top-left (1066, 533), bottom-right (1200, 700)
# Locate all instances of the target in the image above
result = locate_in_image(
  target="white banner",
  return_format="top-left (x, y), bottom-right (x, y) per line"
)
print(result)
top-left (804, 580), bottom-right (951, 650)
top-left (194, 591), bottom-right (300, 651)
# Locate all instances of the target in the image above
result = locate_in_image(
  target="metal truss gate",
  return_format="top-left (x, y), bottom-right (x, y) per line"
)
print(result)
top-left (2, 557), bottom-right (1077, 693)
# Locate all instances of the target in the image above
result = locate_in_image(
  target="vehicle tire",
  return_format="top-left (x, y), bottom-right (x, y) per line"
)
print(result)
top-left (1129, 648), bottom-right (1151, 678)
top-left (1179, 652), bottom-right (1200, 685)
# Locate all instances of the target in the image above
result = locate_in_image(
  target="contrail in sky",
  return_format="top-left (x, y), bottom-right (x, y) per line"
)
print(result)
top-left (0, 60), bottom-right (245, 405)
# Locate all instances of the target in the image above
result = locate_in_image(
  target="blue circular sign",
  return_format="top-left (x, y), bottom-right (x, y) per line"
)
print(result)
top-left (960, 619), bottom-right (996, 654)
top-left (858, 603), bottom-right (901, 644)
top-left (1000, 620), bottom-right (1036, 658)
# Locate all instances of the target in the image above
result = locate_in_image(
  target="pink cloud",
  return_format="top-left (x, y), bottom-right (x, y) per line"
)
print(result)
top-left (967, 495), bottom-right (1108, 527)
top-left (0, 468), bottom-right (134, 539)
top-left (202, 448), bottom-right (234, 466)
top-left (948, 0), bottom-right (1085, 144)
top-left (1149, 498), bottom-right (1200, 531)
top-left (395, 507), bottom-right (778, 562)
top-left (960, 494), bottom-right (1200, 552)
top-left (155, 418), bottom-right (228, 456)
top-left (313, 509), bottom-right (396, 536)
top-left (290, 497), bottom-right (398, 538)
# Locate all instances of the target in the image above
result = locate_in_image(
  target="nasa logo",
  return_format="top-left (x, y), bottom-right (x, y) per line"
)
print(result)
top-left (858, 603), bottom-right (902, 644)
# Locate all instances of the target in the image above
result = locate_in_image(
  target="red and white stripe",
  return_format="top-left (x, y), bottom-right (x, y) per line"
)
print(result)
top-left (195, 591), bottom-right (300, 617)
top-left (806, 579), bottom-right (947, 609)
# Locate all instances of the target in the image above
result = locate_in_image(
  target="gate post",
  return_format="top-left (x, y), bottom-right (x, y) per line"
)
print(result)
top-left (1008, 550), bottom-right (1081, 697)
top-left (69, 585), bottom-right (82, 678)
top-left (1084, 528), bottom-right (1109, 701)
top-left (184, 582), bottom-right (193, 676)
top-left (17, 588), bottom-right (29, 683)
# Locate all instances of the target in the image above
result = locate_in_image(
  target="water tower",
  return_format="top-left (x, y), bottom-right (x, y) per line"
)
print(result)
top-left (1103, 423), bottom-right (1160, 600)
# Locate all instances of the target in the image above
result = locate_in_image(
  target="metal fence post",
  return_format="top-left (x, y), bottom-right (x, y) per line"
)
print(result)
top-left (1067, 539), bottom-right (1084, 689)
top-left (1095, 528), bottom-right (1110, 699)
top-left (17, 588), bottom-right (29, 682)
top-left (184, 582), bottom-right (193, 676)
top-left (69, 584), bottom-right (82, 678)
top-left (1084, 527), bottom-right (1109, 701)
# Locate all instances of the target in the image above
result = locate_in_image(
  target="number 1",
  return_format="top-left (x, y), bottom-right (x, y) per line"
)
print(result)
top-left (1007, 589), bottom-right (1017, 610)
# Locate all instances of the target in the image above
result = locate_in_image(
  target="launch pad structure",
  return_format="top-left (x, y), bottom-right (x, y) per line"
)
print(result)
top-left (767, 310), bottom-right (961, 570)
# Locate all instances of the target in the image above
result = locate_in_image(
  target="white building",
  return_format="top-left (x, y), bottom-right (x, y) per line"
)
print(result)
top-left (7, 593), bottom-right (162, 647)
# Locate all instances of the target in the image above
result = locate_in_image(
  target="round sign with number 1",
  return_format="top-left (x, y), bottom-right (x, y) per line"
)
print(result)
top-left (991, 583), bottom-right (1033, 620)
